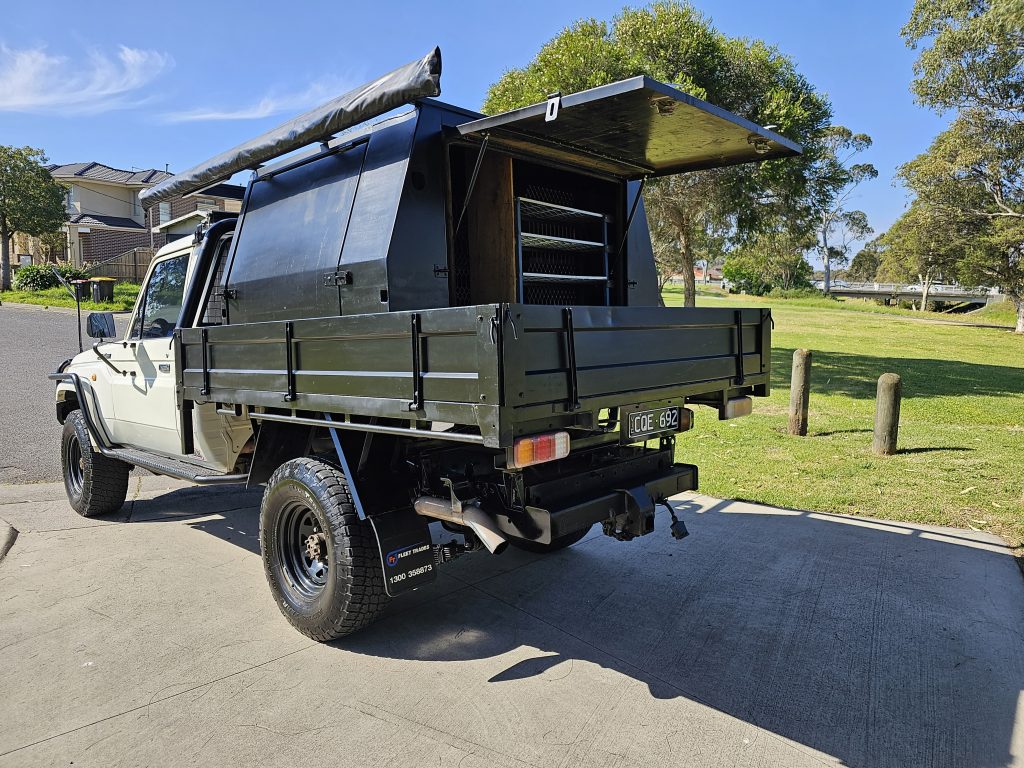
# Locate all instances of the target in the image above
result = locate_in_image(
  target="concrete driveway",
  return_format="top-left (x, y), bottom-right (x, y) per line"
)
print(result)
top-left (0, 481), bottom-right (1022, 768)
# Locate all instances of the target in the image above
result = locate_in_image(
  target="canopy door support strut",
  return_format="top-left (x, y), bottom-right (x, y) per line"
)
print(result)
top-left (453, 134), bottom-right (491, 237)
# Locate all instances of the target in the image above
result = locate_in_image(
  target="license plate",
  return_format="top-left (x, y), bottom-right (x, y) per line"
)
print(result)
top-left (625, 406), bottom-right (681, 440)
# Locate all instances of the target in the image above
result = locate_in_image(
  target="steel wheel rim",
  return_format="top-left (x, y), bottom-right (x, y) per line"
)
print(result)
top-left (277, 499), bottom-right (328, 598)
top-left (65, 434), bottom-right (84, 496)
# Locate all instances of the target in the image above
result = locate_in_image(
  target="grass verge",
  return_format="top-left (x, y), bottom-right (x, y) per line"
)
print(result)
top-left (1, 283), bottom-right (139, 312)
top-left (664, 288), bottom-right (1024, 553)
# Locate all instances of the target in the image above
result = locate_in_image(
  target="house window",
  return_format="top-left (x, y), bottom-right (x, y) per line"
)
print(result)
top-left (159, 202), bottom-right (171, 224)
top-left (196, 198), bottom-right (216, 212)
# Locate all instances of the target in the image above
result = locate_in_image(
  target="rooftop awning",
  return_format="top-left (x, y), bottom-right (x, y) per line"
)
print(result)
top-left (456, 76), bottom-right (801, 179)
top-left (139, 47), bottom-right (442, 207)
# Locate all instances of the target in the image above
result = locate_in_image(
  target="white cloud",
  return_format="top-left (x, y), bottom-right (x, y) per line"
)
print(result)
top-left (162, 78), bottom-right (356, 123)
top-left (0, 44), bottom-right (172, 114)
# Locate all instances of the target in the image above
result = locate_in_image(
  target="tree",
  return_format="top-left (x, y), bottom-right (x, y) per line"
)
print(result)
top-left (899, 110), bottom-right (1024, 328)
top-left (903, 0), bottom-right (1024, 117)
top-left (825, 209), bottom-right (874, 280)
top-left (0, 146), bottom-right (67, 290)
top-left (877, 200), bottom-right (964, 309)
top-left (902, 0), bottom-right (1024, 330)
top-left (811, 127), bottom-right (878, 292)
top-left (37, 230), bottom-right (68, 263)
top-left (483, 2), bottom-right (833, 306)
top-left (722, 226), bottom-right (815, 294)
top-left (848, 237), bottom-right (884, 281)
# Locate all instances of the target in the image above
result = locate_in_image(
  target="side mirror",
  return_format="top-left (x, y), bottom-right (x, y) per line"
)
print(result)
top-left (86, 312), bottom-right (116, 340)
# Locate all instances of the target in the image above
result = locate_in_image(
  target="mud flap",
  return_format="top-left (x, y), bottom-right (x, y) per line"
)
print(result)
top-left (368, 510), bottom-right (437, 597)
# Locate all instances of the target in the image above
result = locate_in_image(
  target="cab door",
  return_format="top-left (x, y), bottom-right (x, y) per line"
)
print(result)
top-left (107, 251), bottom-right (190, 456)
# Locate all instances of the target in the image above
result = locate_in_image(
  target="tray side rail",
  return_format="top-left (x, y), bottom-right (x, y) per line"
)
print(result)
top-left (178, 304), bottom-right (504, 445)
top-left (498, 304), bottom-right (771, 434)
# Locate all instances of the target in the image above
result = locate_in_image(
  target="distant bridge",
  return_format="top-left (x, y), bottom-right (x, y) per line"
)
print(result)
top-left (827, 283), bottom-right (1005, 306)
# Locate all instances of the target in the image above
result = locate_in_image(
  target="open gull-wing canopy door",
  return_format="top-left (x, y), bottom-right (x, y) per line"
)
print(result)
top-left (456, 76), bottom-right (801, 178)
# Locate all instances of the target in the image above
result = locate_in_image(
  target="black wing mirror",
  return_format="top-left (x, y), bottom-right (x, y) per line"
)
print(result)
top-left (86, 312), bottom-right (116, 340)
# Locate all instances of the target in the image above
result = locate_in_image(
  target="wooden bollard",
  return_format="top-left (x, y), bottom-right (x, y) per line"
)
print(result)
top-left (788, 349), bottom-right (811, 436)
top-left (872, 373), bottom-right (902, 455)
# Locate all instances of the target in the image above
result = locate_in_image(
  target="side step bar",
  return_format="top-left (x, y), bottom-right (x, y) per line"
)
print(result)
top-left (49, 372), bottom-right (247, 486)
top-left (104, 446), bottom-right (248, 485)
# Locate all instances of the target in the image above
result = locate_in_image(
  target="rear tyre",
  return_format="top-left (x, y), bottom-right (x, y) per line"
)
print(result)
top-left (260, 458), bottom-right (387, 641)
top-left (61, 410), bottom-right (130, 517)
top-left (510, 524), bottom-right (593, 553)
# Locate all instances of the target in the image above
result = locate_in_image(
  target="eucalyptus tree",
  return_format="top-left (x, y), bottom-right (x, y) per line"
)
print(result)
top-left (811, 127), bottom-right (877, 293)
top-left (901, 0), bottom-right (1024, 330)
top-left (878, 199), bottom-right (965, 309)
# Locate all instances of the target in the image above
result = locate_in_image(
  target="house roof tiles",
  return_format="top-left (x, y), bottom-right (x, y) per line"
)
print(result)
top-left (48, 162), bottom-right (172, 186)
top-left (68, 213), bottom-right (145, 230)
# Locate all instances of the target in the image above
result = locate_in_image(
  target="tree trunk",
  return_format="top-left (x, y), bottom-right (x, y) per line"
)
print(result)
top-left (656, 271), bottom-right (670, 307)
top-left (679, 233), bottom-right (696, 307)
top-left (919, 271), bottom-right (932, 312)
top-left (1, 226), bottom-right (11, 292)
top-left (821, 218), bottom-right (831, 295)
top-left (1015, 298), bottom-right (1024, 334)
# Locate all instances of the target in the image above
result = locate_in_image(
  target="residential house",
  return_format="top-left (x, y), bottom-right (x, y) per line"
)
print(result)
top-left (31, 162), bottom-right (242, 267)
top-left (693, 263), bottom-right (724, 282)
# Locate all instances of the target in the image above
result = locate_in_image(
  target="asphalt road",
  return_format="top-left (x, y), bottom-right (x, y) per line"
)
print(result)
top-left (0, 303), bottom-right (129, 484)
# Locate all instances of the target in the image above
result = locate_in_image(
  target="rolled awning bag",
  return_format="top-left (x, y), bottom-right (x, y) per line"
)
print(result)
top-left (140, 47), bottom-right (442, 207)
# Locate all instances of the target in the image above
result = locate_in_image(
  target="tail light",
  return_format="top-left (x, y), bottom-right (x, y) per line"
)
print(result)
top-left (508, 431), bottom-right (570, 469)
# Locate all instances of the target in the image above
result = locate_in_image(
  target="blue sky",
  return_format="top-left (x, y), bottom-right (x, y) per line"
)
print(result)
top-left (1, 0), bottom-right (945, 252)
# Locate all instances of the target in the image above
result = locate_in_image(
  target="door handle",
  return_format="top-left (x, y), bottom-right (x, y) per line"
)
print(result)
top-left (159, 363), bottom-right (171, 373)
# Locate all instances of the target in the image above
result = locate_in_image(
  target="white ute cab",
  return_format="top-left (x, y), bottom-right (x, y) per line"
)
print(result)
top-left (53, 225), bottom-right (253, 517)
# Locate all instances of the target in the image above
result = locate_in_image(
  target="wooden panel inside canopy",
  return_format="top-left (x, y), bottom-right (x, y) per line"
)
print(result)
top-left (467, 153), bottom-right (517, 304)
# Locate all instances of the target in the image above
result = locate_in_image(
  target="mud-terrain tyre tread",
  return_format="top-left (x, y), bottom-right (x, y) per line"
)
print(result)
top-left (260, 458), bottom-right (387, 641)
top-left (510, 524), bottom-right (593, 553)
top-left (61, 410), bottom-right (130, 517)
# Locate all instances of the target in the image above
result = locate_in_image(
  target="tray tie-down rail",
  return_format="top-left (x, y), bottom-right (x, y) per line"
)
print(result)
top-left (409, 312), bottom-right (423, 411)
top-left (562, 307), bottom-right (580, 411)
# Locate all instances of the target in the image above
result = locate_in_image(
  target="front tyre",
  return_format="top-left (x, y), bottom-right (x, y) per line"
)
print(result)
top-left (61, 410), bottom-right (130, 517)
top-left (260, 458), bottom-right (387, 641)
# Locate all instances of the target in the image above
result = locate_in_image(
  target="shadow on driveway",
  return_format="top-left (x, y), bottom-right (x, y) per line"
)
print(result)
top-left (123, 487), bottom-right (1024, 767)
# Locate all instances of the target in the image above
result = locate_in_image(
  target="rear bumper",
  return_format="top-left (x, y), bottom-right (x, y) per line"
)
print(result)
top-left (494, 450), bottom-right (697, 545)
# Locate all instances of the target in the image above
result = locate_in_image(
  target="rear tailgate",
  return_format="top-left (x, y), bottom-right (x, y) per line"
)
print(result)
top-left (499, 304), bottom-right (770, 432)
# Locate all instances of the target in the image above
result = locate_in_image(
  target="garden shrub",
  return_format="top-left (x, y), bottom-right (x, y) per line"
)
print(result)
top-left (12, 262), bottom-right (88, 291)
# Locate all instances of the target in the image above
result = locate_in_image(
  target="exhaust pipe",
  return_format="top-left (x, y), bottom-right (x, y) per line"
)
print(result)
top-left (413, 496), bottom-right (508, 555)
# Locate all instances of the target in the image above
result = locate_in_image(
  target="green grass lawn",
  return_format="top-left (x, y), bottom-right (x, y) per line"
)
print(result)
top-left (1, 283), bottom-right (140, 312)
top-left (664, 286), bottom-right (1024, 550)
